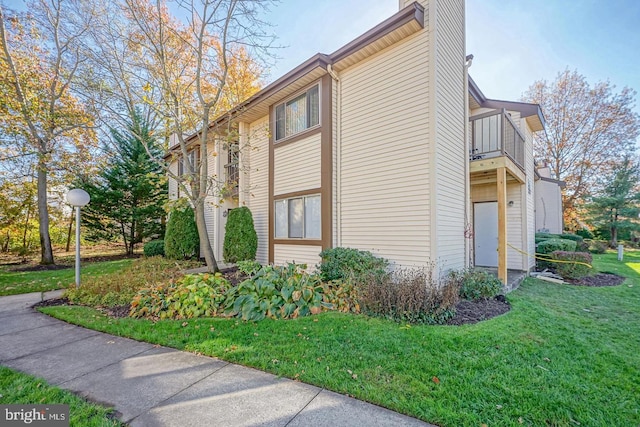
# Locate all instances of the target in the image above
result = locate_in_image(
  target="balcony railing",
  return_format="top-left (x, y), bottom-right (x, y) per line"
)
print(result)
top-left (224, 162), bottom-right (239, 198)
top-left (470, 109), bottom-right (525, 170)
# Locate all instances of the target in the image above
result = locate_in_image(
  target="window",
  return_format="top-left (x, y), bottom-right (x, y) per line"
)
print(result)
top-left (224, 142), bottom-right (239, 197)
top-left (275, 85), bottom-right (319, 141)
top-left (178, 147), bottom-right (199, 177)
top-left (274, 195), bottom-right (321, 239)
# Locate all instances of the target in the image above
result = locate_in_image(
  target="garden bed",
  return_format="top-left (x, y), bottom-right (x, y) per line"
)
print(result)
top-left (566, 272), bottom-right (626, 287)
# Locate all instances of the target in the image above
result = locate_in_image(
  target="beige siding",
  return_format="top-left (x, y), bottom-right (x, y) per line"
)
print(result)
top-left (274, 133), bottom-right (321, 195)
top-left (535, 180), bottom-right (563, 234)
top-left (433, 0), bottom-right (466, 270)
top-left (274, 244), bottom-right (321, 268)
top-left (245, 117), bottom-right (270, 265)
top-left (339, 28), bottom-right (431, 268)
top-left (168, 161), bottom-right (179, 200)
top-left (522, 120), bottom-right (536, 270)
top-left (202, 140), bottom-right (217, 259)
top-left (506, 184), bottom-right (524, 270)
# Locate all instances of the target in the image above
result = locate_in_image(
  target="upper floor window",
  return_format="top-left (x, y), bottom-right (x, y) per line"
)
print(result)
top-left (275, 84), bottom-right (319, 141)
top-left (178, 147), bottom-right (199, 177)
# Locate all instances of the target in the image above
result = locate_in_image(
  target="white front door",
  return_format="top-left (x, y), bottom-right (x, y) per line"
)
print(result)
top-left (474, 202), bottom-right (498, 267)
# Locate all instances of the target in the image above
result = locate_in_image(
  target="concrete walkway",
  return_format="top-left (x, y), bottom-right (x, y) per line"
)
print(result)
top-left (0, 291), bottom-right (434, 427)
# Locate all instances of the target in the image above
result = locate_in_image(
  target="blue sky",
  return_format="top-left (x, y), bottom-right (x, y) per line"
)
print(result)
top-left (263, 0), bottom-right (640, 112)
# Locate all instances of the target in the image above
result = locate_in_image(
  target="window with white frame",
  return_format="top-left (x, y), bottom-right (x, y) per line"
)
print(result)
top-left (275, 195), bottom-right (321, 239)
top-left (274, 85), bottom-right (319, 141)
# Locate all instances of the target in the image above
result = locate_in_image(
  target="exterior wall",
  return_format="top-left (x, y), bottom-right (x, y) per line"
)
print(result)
top-left (521, 119), bottom-right (536, 270)
top-left (339, 30), bottom-right (432, 268)
top-left (432, 0), bottom-right (466, 270)
top-left (244, 117), bottom-right (270, 265)
top-left (273, 244), bottom-right (321, 268)
top-left (168, 161), bottom-right (179, 199)
top-left (535, 180), bottom-right (563, 234)
top-left (273, 133), bottom-right (321, 195)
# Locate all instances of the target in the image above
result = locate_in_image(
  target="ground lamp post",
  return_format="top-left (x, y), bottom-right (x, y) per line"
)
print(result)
top-left (66, 189), bottom-right (90, 289)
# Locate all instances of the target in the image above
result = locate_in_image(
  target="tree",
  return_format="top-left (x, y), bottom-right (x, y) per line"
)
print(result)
top-left (165, 199), bottom-right (200, 260)
top-left (523, 69), bottom-right (640, 228)
top-left (98, 0), bottom-right (269, 271)
top-left (586, 157), bottom-right (640, 247)
top-left (80, 111), bottom-right (167, 255)
top-left (223, 206), bottom-right (257, 263)
top-left (0, 2), bottom-right (97, 264)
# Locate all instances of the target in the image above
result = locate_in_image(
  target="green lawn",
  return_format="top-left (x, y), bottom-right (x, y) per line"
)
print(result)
top-left (0, 366), bottom-right (123, 427)
top-left (0, 259), bottom-right (133, 296)
top-left (39, 252), bottom-right (640, 427)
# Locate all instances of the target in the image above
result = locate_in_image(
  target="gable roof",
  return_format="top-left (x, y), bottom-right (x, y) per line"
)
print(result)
top-left (468, 75), bottom-right (545, 132)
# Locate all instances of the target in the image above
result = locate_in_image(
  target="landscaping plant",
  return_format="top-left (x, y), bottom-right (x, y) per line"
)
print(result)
top-left (143, 239), bottom-right (165, 257)
top-left (551, 251), bottom-right (593, 279)
top-left (223, 207), bottom-right (258, 263)
top-left (455, 269), bottom-right (503, 301)
top-left (318, 247), bottom-right (388, 283)
top-left (164, 199), bottom-right (200, 260)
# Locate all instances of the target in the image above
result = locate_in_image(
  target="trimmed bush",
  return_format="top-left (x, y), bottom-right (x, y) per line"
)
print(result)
top-left (318, 247), bottom-right (388, 283)
top-left (165, 200), bottom-right (199, 260)
top-left (551, 251), bottom-right (593, 279)
top-left (358, 267), bottom-right (459, 324)
top-left (143, 239), bottom-right (165, 257)
top-left (537, 238), bottom-right (577, 255)
top-left (560, 233), bottom-right (584, 243)
top-left (223, 207), bottom-right (258, 263)
top-left (456, 269), bottom-right (503, 301)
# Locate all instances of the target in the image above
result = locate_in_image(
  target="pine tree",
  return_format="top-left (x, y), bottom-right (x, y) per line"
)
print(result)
top-left (80, 111), bottom-right (167, 255)
top-left (587, 157), bottom-right (640, 247)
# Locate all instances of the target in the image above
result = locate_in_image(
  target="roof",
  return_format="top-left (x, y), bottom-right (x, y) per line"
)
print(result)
top-left (468, 75), bottom-right (545, 132)
top-left (172, 2), bottom-right (425, 149)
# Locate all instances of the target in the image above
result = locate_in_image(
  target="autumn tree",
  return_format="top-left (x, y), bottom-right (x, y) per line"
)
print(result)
top-left (586, 157), bottom-right (640, 247)
top-left (80, 0), bottom-right (269, 272)
top-left (523, 69), bottom-right (640, 228)
top-left (0, 1), bottom-right (97, 264)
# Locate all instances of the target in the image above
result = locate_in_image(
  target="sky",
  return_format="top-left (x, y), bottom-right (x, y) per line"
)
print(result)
top-left (262, 0), bottom-right (640, 115)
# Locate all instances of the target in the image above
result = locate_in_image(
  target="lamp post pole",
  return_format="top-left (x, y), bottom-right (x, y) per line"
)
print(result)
top-left (75, 205), bottom-right (81, 288)
top-left (66, 189), bottom-right (90, 289)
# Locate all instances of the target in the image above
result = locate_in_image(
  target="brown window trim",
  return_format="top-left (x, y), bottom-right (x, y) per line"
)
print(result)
top-left (274, 188), bottom-right (322, 201)
top-left (274, 239), bottom-right (323, 246)
top-left (273, 81), bottom-right (322, 144)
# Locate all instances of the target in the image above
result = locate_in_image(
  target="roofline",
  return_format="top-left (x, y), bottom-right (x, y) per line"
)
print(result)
top-left (173, 2), bottom-right (425, 149)
top-left (468, 75), bottom-right (545, 127)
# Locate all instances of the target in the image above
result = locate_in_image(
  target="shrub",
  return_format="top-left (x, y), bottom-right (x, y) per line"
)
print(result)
top-left (318, 247), bottom-right (388, 283)
top-left (560, 233), bottom-right (584, 243)
top-left (223, 207), bottom-right (258, 263)
top-left (236, 260), bottom-right (262, 277)
top-left (65, 257), bottom-right (198, 307)
top-left (537, 238), bottom-right (577, 255)
top-left (165, 200), bottom-right (199, 260)
top-left (456, 269), bottom-right (503, 301)
top-left (223, 263), bottom-right (329, 321)
top-left (358, 267), bottom-right (459, 325)
top-left (576, 228), bottom-right (595, 239)
top-left (551, 251), bottom-right (593, 279)
top-left (143, 239), bottom-right (165, 257)
top-left (130, 273), bottom-right (232, 319)
top-left (321, 280), bottom-right (360, 314)
top-left (590, 240), bottom-right (608, 254)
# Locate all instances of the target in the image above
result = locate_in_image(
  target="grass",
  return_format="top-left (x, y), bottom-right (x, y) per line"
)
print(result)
top-left (0, 366), bottom-right (123, 427)
top-left (38, 252), bottom-right (640, 427)
top-left (0, 259), bottom-right (134, 296)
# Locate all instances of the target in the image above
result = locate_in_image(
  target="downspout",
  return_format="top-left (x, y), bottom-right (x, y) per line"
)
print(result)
top-left (327, 64), bottom-right (341, 247)
top-left (464, 54), bottom-right (473, 268)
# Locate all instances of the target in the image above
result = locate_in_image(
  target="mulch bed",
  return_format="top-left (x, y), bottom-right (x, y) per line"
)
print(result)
top-left (565, 273), bottom-right (626, 287)
top-left (447, 295), bottom-right (510, 325)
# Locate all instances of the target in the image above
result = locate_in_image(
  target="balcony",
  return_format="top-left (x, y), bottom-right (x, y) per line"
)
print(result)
top-left (469, 109), bottom-right (525, 182)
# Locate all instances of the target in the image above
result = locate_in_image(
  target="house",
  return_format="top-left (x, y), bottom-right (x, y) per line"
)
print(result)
top-left (168, 0), bottom-right (547, 284)
top-left (534, 166), bottom-right (565, 234)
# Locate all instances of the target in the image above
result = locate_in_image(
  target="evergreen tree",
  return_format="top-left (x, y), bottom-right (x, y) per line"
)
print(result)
top-left (587, 157), bottom-right (640, 247)
top-left (80, 111), bottom-right (167, 255)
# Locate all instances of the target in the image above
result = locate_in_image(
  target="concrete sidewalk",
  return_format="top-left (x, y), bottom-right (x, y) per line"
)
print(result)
top-left (0, 291), bottom-right (434, 427)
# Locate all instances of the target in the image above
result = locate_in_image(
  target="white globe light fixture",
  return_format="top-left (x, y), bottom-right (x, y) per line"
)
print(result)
top-left (66, 189), bottom-right (90, 288)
